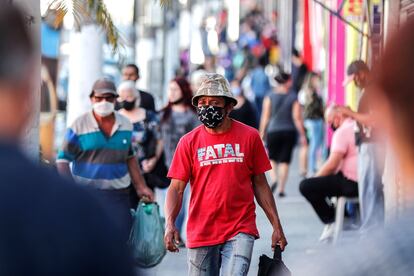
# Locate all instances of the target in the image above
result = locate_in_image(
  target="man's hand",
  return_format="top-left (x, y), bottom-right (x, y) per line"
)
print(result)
top-left (164, 224), bottom-right (180, 252)
top-left (141, 157), bottom-right (157, 173)
top-left (272, 227), bottom-right (288, 251)
top-left (136, 185), bottom-right (154, 201)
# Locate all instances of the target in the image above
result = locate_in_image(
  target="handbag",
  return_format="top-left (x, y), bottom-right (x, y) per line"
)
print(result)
top-left (258, 246), bottom-right (291, 276)
top-left (128, 201), bottom-right (166, 268)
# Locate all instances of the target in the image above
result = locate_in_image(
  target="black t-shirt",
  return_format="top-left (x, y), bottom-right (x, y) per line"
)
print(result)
top-left (230, 100), bottom-right (258, 129)
top-left (292, 63), bottom-right (309, 93)
top-left (139, 90), bottom-right (155, 112)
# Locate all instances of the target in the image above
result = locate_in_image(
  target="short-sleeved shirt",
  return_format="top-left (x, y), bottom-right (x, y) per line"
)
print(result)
top-left (168, 120), bottom-right (272, 248)
top-left (131, 110), bottom-right (160, 162)
top-left (330, 118), bottom-right (358, 182)
top-left (56, 111), bottom-right (135, 190)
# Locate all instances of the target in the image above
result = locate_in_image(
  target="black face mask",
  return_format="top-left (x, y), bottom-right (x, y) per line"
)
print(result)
top-left (330, 123), bottom-right (338, 132)
top-left (197, 105), bottom-right (225, 129)
top-left (120, 100), bottom-right (136, 111)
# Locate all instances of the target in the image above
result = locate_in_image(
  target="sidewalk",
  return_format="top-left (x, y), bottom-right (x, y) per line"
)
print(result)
top-left (141, 148), bottom-right (325, 275)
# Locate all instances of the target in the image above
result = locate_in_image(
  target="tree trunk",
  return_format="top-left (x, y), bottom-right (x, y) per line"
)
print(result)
top-left (67, 24), bottom-right (103, 126)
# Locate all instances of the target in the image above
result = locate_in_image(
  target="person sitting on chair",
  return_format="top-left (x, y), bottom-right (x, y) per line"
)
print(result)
top-left (300, 105), bottom-right (359, 242)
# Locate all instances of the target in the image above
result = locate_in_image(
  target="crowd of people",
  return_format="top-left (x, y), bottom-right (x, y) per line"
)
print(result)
top-left (2, 3), bottom-right (414, 276)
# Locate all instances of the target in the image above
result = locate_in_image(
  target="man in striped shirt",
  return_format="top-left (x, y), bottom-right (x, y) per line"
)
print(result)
top-left (57, 77), bottom-right (153, 240)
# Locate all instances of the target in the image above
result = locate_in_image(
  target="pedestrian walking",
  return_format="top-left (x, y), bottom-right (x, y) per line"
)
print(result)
top-left (229, 79), bottom-right (259, 128)
top-left (164, 73), bottom-right (287, 276)
top-left (300, 106), bottom-right (358, 242)
top-left (249, 56), bottom-right (271, 118)
top-left (122, 64), bottom-right (156, 112)
top-left (302, 72), bottom-right (325, 176)
top-left (57, 78), bottom-right (154, 241)
top-left (340, 60), bottom-right (384, 232)
top-left (0, 5), bottom-right (134, 275)
top-left (117, 81), bottom-right (166, 206)
top-left (159, 77), bottom-right (199, 246)
top-left (260, 72), bottom-right (307, 197)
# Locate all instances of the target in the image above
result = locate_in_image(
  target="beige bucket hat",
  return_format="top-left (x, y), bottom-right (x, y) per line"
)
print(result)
top-left (192, 73), bottom-right (238, 106)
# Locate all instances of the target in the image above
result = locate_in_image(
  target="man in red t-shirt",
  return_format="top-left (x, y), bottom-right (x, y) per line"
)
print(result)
top-left (164, 73), bottom-right (287, 276)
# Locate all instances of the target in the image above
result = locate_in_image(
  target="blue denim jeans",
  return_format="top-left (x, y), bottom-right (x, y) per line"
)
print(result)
top-left (304, 118), bottom-right (324, 174)
top-left (358, 143), bottom-right (384, 231)
top-left (187, 233), bottom-right (255, 276)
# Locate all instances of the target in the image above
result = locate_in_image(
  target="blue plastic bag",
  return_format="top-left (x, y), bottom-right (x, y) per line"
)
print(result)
top-left (128, 202), bottom-right (166, 268)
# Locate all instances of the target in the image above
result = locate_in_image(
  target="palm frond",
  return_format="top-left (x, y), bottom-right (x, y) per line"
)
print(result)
top-left (159, 0), bottom-right (172, 8)
top-left (47, 0), bottom-right (121, 52)
top-left (87, 0), bottom-right (124, 53)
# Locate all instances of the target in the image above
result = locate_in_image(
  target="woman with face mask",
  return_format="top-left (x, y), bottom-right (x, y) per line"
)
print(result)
top-left (259, 72), bottom-right (307, 197)
top-left (117, 81), bottom-right (166, 208)
top-left (229, 79), bottom-right (259, 129)
top-left (159, 77), bottom-right (199, 247)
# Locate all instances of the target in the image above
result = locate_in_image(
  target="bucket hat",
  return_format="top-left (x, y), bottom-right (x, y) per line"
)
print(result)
top-left (192, 73), bottom-right (238, 106)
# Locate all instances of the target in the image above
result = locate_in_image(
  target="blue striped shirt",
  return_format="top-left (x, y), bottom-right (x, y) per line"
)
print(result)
top-left (57, 112), bottom-right (135, 189)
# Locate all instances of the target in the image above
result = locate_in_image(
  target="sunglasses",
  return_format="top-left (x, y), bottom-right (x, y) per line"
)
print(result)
top-left (92, 95), bottom-right (116, 102)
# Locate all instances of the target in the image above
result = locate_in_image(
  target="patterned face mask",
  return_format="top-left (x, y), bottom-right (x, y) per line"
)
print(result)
top-left (197, 105), bottom-right (225, 129)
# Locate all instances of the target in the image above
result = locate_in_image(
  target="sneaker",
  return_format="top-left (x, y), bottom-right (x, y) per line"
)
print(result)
top-left (319, 223), bottom-right (335, 242)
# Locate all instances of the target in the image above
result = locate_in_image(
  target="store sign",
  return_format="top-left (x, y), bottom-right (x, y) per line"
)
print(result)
top-left (343, 0), bottom-right (364, 17)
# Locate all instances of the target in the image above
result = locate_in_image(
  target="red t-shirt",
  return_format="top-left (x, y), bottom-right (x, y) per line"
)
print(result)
top-left (167, 120), bottom-right (272, 248)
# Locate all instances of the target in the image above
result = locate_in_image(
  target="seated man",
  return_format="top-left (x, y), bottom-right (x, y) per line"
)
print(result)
top-left (300, 105), bottom-right (358, 242)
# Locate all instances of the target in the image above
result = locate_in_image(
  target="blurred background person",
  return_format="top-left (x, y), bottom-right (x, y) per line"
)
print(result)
top-left (300, 105), bottom-right (358, 242)
top-left (122, 64), bottom-right (155, 112)
top-left (302, 72), bottom-right (325, 177)
top-left (229, 79), bottom-right (259, 128)
top-left (340, 60), bottom-right (384, 232)
top-left (0, 5), bottom-right (134, 275)
top-left (117, 81), bottom-right (166, 208)
top-left (57, 78), bottom-right (154, 241)
top-left (291, 49), bottom-right (309, 94)
top-left (296, 18), bottom-right (414, 276)
top-left (190, 65), bottom-right (207, 94)
top-left (159, 77), bottom-right (199, 246)
top-left (249, 56), bottom-right (271, 118)
top-left (260, 72), bottom-right (307, 197)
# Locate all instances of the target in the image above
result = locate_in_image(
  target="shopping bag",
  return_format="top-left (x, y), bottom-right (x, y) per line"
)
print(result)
top-left (258, 246), bottom-right (291, 276)
top-left (128, 201), bottom-right (166, 268)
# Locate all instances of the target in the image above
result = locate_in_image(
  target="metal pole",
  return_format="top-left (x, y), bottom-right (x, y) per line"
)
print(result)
top-left (312, 0), bottom-right (371, 38)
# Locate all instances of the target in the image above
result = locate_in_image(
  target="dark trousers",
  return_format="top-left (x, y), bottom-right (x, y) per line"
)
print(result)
top-left (95, 188), bottom-right (132, 242)
top-left (299, 173), bottom-right (358, 224)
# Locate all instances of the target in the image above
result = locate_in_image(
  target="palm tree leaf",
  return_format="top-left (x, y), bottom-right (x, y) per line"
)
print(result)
top-left (90, 0), bottom-right (121, 52)
top-left (159, 0), bottom-right (172, 8)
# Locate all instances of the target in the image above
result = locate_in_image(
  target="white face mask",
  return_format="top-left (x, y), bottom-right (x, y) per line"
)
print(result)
top-left (93, 101), bottom-right (114, 117)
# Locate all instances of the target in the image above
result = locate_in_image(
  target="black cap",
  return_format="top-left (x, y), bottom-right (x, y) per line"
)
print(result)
top-left (347, 60), bottom-right (369, 76)
top-left (90, 77), bottom-right (117, 97)
top-left (274, 72), bottom-right (291, 84)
